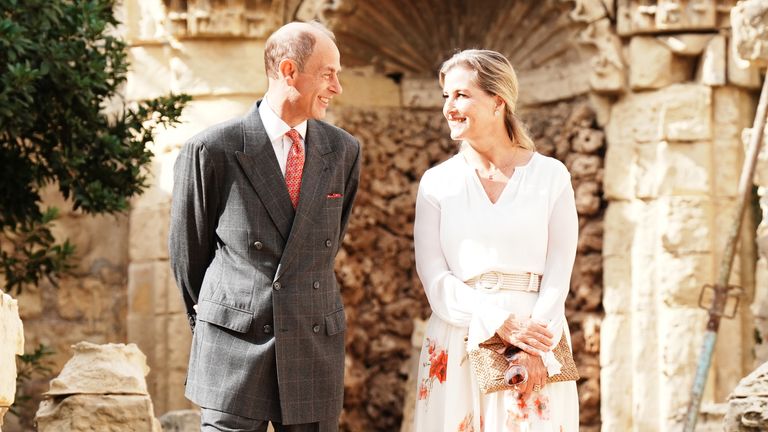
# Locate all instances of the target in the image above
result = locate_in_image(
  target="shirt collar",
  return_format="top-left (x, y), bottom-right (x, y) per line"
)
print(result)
top-left (259, 94), bottom-right (307, 142)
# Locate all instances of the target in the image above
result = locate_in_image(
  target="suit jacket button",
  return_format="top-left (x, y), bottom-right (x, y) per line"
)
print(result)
top-left (325, 239), bottom-right (332, 248)
top-left (273, 281), bottom-right (281, 291)
top-left (312, 324), bottom-right (320, 333)
top-left (263, 325), bottom-right (272, 334)
top-left (313, 281), bottom-right (320, 289)
top-left (253, 241), bottom-right (263, 250)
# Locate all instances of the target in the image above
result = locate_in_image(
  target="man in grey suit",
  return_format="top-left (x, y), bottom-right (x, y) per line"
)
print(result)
top-left (169, 21), bottom-right (360, 432)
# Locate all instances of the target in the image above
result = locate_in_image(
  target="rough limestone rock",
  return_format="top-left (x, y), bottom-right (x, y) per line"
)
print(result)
top-left (0, 292), bottom-right (24, 430)
top-left (45, 342), bottom-right (149, 396)
top-left (36, 342), bottom-right (160, 432)
top-left (723, 361), bottom-right (768, 431)
top-left (731, 0), bottom-right (768, 66)
top-left (159, 409), bottom-right (200, 432)
top-left (36, 395), bottom-right (161, 432)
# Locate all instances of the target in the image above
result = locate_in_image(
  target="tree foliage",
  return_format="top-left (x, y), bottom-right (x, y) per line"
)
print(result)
top-left (0, 0), bottom-right (190, 293)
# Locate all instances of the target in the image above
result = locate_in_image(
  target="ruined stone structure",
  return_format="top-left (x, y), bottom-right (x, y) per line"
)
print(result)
top-left (0, 292), bottom-right (24, 431)
top-left (723, 361), bottom-right (768, 431)
top-left (8, 1), bottom-right (768, 431)
top-left (35, 342), bottom-right (161, 432)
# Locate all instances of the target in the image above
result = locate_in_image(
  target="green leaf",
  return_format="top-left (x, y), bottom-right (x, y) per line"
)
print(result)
top-left (0, 0), bottom-right (189, 294)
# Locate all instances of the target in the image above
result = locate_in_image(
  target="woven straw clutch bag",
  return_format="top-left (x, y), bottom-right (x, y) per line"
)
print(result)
top-left (467, 332), bottom-right (579, 394)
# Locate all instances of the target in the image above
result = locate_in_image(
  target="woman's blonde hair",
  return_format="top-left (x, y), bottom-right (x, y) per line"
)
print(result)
top-left (439, 49), bottom-right (535, 151)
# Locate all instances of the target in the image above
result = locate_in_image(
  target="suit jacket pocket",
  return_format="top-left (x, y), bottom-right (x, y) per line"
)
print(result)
top-left (325, 307), bottom-right (346, 336)
top-left (197, 299), bottom-right (253, 333)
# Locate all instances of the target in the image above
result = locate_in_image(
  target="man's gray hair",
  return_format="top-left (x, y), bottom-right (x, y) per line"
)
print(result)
top-left (264, 21), bottom-right (336, 79)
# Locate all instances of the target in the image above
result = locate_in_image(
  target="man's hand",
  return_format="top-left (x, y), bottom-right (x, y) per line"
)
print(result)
top-left (496, 314), bottom-right (553, 356)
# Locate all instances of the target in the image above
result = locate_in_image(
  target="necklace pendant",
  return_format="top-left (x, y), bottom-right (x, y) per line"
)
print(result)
top-left (488, 173), bottom-right (494, 180)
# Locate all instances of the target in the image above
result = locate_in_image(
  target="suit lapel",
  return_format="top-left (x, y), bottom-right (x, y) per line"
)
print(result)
top-left (275, 120), bottom-right (333, 279)
top-left (235, 101), bottom-right (294, 241)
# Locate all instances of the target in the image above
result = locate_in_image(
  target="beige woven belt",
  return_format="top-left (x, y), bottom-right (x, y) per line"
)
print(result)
top-left (464, 271), bottom-right (541, 293)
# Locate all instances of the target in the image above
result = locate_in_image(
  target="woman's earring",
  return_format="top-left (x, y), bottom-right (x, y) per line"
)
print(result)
top-left (494, 110), bottom-right (499, 117)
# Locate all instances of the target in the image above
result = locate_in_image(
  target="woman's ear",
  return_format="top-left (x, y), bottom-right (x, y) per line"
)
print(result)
top-left (278, 59), bottom-right (297, 82)
top-left (494, 96), bottom-right (505, 113)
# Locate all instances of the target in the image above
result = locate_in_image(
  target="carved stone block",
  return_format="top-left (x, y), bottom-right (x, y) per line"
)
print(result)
top-left (159, 409), bottom-right (201, 432)
top-left (629, 36), bottom-right (693, 90)
top-left (599, 314), bottom-right (633, 431)
top-left (731, 0), bottom-right (768, 67)
top-left (0, 293), bottom-right (24, 428)
top-left (164, 0), bottom-right (285, 39)
top-left (126, 46), bottom-right (172, 102)
top-left (696, 34), bottom-right (726, 86)
top-left (724, 362), bottom-right (768, 431)
top-left (169, 40), bottom-right (267, 97)
top-left (618, 0), bottom-right (736, 36)
top-left (336, 69), bottom-right (401, 108)
top-left (36, 342), bottom-right (160, 432)
top-left (635, 141), bottom-right (711, 198)
top-left (658, 34), bottom-right (713, 56)
top-left (727, 34), bottom-right (763, 89)
top-left (36, 395), bottom-right (161, 432)
top-left (660, 84), bottom-right (712, 142)
top-left (579, 19), bottom-right (626, 94)
top-left (401, 78), bottom-right (443, 109)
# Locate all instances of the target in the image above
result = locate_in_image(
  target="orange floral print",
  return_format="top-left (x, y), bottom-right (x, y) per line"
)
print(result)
top-left (506, 391), bottom-right (551, 430)
top-left (457, 412), bottom-right (475, 432)
top-left (419, 337), bottom-right (448, 405)
top-left (429, 349), bottom-right (448, 383)
top-left (418, 383), bottom-right (429, 400)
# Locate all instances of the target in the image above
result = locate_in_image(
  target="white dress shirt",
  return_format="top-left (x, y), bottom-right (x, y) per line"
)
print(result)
top-left (258, 94), bottom-right (307, 176)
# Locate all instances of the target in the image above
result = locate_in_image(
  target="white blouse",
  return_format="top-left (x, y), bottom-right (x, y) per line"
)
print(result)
top-left (414, 151), bottom-right (578, 375)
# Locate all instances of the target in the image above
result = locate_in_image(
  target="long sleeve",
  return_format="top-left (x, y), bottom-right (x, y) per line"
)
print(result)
top-left (414, 178), bottom-right (510, 329)
top-left (532, 179), bottom-right (578, 373)
top-left (168, 141), bottom-right (219, 330)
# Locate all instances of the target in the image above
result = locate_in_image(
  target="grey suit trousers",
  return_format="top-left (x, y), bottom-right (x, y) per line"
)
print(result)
top-left (200, 408), bottom-right (338, 432)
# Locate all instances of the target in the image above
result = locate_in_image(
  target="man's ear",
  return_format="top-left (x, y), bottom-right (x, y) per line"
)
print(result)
top-left (279, 59), bottom-right (298, 82)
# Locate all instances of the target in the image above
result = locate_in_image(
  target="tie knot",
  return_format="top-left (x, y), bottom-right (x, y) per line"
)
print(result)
top-left (285, 129), bottom-right (302, 146)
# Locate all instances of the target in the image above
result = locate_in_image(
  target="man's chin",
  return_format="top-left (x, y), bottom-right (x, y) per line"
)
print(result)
top-left (313, 107), bottom-right (328, 119)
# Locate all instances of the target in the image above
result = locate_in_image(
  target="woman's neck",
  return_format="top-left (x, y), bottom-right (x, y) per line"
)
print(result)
top-left (462, 137), bottom-right (520, 171)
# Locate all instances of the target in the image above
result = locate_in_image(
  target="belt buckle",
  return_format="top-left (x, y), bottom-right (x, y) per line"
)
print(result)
top-left (476, 271), bottom-right (502, 292)
top-left (526, 273), bottom-right (538, 292)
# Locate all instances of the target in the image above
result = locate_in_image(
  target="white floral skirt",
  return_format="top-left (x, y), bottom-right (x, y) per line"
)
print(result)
top-left (413, 315), bottom-right (579, 432)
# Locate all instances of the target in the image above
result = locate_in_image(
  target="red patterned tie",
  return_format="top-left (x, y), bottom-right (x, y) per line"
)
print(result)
top-left (284, 129), bottom-right (304, 209)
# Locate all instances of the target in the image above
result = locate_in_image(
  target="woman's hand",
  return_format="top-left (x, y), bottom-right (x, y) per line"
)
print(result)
top-left (510, 351), bottom-right (547, 400)
top-left (496, 314), bottom-right (553, 356)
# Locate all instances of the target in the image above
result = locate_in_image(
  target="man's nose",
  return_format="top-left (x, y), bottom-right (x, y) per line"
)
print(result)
top-left (331, 75), bottom-right (343, 95)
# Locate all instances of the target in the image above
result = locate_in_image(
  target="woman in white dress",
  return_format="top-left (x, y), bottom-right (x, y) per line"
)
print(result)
top-left (413, 49), bottom-right (579, 431)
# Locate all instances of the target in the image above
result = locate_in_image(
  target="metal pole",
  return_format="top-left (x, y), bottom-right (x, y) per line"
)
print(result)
top-left (682, 72), bottom-right (768, 431)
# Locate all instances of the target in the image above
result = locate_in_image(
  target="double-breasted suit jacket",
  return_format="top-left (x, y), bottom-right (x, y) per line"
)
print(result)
top-left (169, 101), bottom-right (361, 424)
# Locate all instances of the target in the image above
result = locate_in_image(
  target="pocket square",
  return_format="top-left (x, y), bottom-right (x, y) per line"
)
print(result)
top-left (326, 193), bottom-right (343, 199)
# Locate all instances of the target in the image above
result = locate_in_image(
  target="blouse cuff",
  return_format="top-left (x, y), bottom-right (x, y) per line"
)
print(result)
top-left (466, 302), bottom-right (510, 350)
top-left (542, 349), bottom-right (563, 376)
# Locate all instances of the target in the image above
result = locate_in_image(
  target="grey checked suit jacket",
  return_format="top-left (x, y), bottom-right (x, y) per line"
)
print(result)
top-left (168, 101), bottom-right (361, 424)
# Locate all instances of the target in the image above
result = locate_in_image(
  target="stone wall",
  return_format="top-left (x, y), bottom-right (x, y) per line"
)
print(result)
top-left (600, 2), bottom-right (763, 429)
